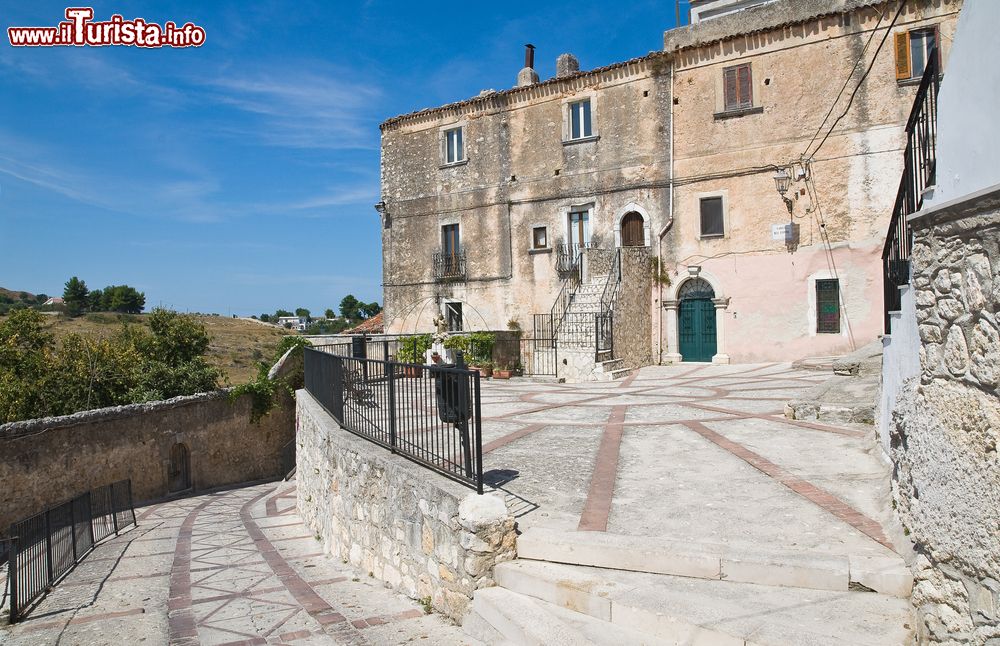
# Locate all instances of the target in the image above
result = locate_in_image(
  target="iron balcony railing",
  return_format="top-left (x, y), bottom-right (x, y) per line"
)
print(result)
top-left (555, 242), bottom-right (594, 274)
top-left (7, 479), bottom-right (136, 622)
top-left (303, 347), bottom-right (484, 493)
top-left (433, 249), bottom-right (466, 281)
top-left (883, 49), bottom-right (940, 333)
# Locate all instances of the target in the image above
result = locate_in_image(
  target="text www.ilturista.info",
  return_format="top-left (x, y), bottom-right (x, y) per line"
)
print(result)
top-left (8, 8), bottom-right (206, 48)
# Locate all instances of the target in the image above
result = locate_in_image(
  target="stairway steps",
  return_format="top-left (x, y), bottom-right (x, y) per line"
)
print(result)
top-left (516, 528), bottom-right (913, 597)
top-left (493, 559), bottom-right (915, 646)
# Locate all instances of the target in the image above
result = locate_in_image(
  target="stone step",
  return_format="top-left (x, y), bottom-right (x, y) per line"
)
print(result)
top-left (607, 366), bottom-right (635, 380)
top-left (595, 358), bottom-right (625, 372)
top-left (464, 586), bottom-right (595, 645)
top-left (516, 528), bottom-right (912, 597)
top-left (494, 559), bottom-right (915, 646)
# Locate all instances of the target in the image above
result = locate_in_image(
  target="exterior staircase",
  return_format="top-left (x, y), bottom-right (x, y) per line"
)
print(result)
top-left (553, 271), bottom-right (634, 381)
top-left (464, 529), bottom-right (915, 645)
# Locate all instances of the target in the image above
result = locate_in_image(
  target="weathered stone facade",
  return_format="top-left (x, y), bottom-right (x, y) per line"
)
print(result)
top-left (379, 52), bottom-right (672, 368)
top-left (296, 391), bottom-right (517, 623)
top-left (664, 0), bottom-right (962, 362)
top-left (891, 187), bottom-right (1000, 644)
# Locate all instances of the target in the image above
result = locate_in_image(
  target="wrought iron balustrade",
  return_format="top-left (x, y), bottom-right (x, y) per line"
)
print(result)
top-left (433, 250), bottom-right (466, 280)
top-left (883, 49), bottom-right (940, 333)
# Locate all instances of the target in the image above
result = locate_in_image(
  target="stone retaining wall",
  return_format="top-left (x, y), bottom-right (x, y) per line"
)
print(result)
top-left (891, 186), bottom-right (1000, 644)
top-left (296, 391), bottom-right (516, 623)
top-left (614, 246), bottom-right (653, 369)
top-left (0, 350), bottom-right (300, 534)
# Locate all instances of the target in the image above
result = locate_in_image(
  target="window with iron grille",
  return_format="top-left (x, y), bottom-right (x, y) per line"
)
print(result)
top-left (699, 196), bottom-right (725, 238)
top-left (723, 63), bottom-right (753, 112)
top-left (816, 279), bottom-right (841, 334)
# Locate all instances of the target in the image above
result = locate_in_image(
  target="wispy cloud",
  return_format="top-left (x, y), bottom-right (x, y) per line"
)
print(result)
top-left (202, 66), bottom-right (382, 149)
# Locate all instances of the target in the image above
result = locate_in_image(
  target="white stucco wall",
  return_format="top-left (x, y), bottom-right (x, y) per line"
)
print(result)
top-left (877, 283), bottom-right (920, 461)
top-left (925, 0), bottom-right (1000, 206)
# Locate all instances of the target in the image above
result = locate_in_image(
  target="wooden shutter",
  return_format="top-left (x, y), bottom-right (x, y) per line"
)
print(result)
top-left (894, 31), bottom-right (911, 80)
top-left (723, 66), bottom-right (738, 111)
top-left (737, 64), bottom-right (753, 108)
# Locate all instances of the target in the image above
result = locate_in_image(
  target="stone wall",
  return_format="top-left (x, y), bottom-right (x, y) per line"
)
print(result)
top-left (0, 350), bottom-right (300, 534)
top-left (890, 187), bottom-right (1000, 644)
top-left (614, 247), bottom-right (653, 369)
top-left (296, 391), bottom-right (517, 623)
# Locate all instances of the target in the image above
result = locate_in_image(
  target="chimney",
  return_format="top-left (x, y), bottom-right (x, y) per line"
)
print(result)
top-left (516, 43), bottom-right (539, 87)
top-left (556, 53), bottom-right (580, 78)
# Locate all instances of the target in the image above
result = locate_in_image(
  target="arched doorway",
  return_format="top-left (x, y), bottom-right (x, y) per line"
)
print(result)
top-left (620, 211), bottom-right (645, 247)
top-left (678, 278), bottom-right (717, 362)
top-left (168, 443), bottom-right (191, 493)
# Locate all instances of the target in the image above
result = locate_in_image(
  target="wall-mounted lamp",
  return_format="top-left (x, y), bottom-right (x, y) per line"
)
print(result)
top-left (374, 200), bottom-right (390, 228)
top-left (773, 168), bottom-right (794, 215)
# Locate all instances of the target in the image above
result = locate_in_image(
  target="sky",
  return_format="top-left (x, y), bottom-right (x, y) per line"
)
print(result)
top-left (0, 1), bottom-right (686, 316)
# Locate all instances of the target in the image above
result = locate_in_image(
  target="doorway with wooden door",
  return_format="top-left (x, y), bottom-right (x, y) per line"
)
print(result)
top-left (620, 211), bottom-right (645, 247)
top-left (677, 278), bottom-right (717, 362)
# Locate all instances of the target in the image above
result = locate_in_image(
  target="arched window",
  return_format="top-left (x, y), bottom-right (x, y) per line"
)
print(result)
top-left (620, 212), bottom-right (645, 247)
top-left (678, 278), bottom-right (715, 300)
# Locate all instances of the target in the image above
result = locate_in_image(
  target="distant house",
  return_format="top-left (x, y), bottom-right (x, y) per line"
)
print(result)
top-left (344, 312), bottom-right (384, 335)
top-left (276, 315), bottom-right (308, 332)
top-left (43, 297), bottom-right (63, 306)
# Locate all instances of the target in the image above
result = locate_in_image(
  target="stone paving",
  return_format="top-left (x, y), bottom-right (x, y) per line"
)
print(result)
top-left (0, 482), bottom-right (475, 646)
top-left (480, 362), bottom-right (902, 560)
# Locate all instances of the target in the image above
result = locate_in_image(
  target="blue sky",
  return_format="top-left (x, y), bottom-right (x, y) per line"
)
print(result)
top-left (0, 1), bottom-right (684, 316)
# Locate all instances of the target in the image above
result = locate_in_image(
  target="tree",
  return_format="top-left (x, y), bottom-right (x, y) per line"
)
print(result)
top-left (274, 309), bottom-right (293, 320)
top-left (260, 314), bottom-right (271, 322)
top-left (294, 307), bottom-right (310, 320)
top-left (34, 293), bottom-right (48, 304)
top-left (360, 301), bottom-right (382, 319)
top-left (324, 308), bottom-right (335, 320)
top-left (339, 295), bottom-right (361, 321)
top-left (63, 277), bottom-right (89, 317)
top-left (101, 285), bottom-right (145, 314)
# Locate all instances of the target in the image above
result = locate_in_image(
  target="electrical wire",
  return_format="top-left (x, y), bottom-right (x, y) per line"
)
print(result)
top-left (806, 0), bottom-right (908, 160)
top-left (800, 3), bottom-right (888, 158)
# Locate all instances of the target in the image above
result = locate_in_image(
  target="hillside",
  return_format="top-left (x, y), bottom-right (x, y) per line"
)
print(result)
top-left (41, 313), bottom-right (290, 384)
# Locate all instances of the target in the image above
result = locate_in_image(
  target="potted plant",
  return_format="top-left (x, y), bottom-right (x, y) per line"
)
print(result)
top-left (397, 334), bottom-right (431, 377)
top-left (479, 360), bottom-right (494, 378)
top-left (493, 362), bottom-right (512, 379)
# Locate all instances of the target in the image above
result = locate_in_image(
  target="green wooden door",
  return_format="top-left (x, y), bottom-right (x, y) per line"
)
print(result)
top-left (679, 298), bottom-right (717, 362)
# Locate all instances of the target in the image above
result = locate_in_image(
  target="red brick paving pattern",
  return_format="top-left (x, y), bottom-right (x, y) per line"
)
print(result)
top-left (482, 363), bottom-right (894, 552)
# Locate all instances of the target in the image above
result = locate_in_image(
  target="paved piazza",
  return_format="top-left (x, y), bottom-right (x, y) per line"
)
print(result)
top-left (0, 362), bottom-right (899, 645)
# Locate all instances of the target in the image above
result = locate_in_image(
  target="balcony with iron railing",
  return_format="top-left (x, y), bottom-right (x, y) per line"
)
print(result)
top-left (882, 49), bottom-right (940, 333)
top-left (555, 242), bottom-right (596, 274)
top-left (433, 249), bottom-right (466, 281)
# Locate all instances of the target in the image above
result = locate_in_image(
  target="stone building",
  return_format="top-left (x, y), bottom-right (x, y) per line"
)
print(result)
top-left (377, 0), bottom-right (962, 373)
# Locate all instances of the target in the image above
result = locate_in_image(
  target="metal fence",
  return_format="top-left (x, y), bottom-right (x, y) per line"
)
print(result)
top-left (303, 347), bottom-right (484, 493)
top-left (7, 479), bottom-right (135, 622)
top-left (883, 48), bottom-right (940, 332)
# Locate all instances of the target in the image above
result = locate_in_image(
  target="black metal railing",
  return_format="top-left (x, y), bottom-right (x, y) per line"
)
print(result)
top-left (883, 48), bottom-right (940, 332)
top-left (303, 347), bottom-right (484, 493)
top-left (555, 242), bottom-right (594, 275)
top-left (433, 250), bottom-right (466, 280)
top-left (7, 479), bottom-right (136, 622)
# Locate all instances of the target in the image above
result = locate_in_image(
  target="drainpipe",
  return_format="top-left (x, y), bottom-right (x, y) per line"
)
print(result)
top-left (657, 60), bottom-right (676, 365)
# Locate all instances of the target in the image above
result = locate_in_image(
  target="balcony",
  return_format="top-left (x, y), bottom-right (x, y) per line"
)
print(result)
top-left (555, 242), bottom-right (595, 274)
top-left (433, 249), bottom-right (466, 281)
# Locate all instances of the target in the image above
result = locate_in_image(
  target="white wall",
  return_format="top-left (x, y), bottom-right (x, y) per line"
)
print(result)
top-left (877, 283), bottom-right (920, 461)
top-left (925, 0), bottom-right (1000, 206)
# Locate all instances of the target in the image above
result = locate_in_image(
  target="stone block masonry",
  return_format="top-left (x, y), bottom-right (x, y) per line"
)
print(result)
top-left (0, 349), bottom-right (300, 535)
top-left (891, 185), bottom-right (1000, 644)
top-left (296, 390), bottom-right (517, 623)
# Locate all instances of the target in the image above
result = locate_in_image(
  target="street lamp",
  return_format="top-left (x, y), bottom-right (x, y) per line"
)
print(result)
top-left (773, 168), bottom-right (794, 214)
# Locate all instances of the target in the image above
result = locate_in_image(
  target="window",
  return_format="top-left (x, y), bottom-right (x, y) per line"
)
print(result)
top-left (816, 279), bottom-right (841, 334)
top-left (532, 226), bottom-right (548, 249)
top-left (895, 28), bottom-right (939, 80)
top-left (569, 99), bottom-right (593, 140)
top-left (446, 302), bottom-right (463, 332)
top-left (444, 127), bottom-right (464, 164)
top-left (568, 209), bottom-right (590, 247)
top-left (723, 63), bottom-right (753, 112)
top-left (442, 223), bottom-right (460, 255)
top-left (699, 197), bottom-right (724, 238)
